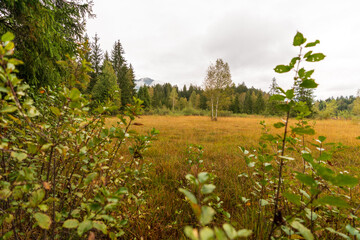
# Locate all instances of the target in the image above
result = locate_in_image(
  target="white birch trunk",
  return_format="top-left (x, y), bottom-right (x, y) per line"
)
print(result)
top-left (211, 97), bottom-right (214, 121)
top-left (215, 96), bottom-right (219, 121)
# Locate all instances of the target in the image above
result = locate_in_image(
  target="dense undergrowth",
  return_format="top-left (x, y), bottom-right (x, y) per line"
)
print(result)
top-left (1, 31), bottom-right (360, 240)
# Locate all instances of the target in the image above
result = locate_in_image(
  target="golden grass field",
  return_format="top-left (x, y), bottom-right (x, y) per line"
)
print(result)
top-left (106, 116), bottom-right (360, 239)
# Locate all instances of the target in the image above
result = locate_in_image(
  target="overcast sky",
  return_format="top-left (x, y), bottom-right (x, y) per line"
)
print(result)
top-left (86, 0), bottom-right (360, 99)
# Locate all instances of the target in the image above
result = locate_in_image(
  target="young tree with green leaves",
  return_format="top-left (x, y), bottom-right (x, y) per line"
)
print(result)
top-left (204, 58), bottom-right (232, 121)
top-left (169, 87), bottom-right (179, 111)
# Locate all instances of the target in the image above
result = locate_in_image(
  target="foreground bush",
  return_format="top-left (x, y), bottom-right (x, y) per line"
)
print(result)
top-left (0, 32), bottom-right (157, 239)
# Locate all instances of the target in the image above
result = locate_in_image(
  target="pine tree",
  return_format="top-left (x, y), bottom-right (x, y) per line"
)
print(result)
top-left (244, 91), bottom-right (253, 114)
top-left (254, 92), bottom-right (265, 114)
top-left (124, 64), bottom-right (136, 104)
top-left (0, 0), bottom-right (93, 87)
top-left (92, 61), bottom-right (121, 107)
top-left (87, 33), bottom-right (103, 93)
top-left (137, 86), bottom-right (151, 109)
top-left (104, 51), bottom-right (110, 62)
top-left (230, 94), bottom-right (240, 113)
top-left (111, 40), bottom-right (133, 106)
top-left (199, 94), bottom-right (208, 110)
top-left (267, 77), bottom-right (281, 115)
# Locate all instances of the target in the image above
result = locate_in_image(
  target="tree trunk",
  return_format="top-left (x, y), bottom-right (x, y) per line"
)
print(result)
top-left (215, 96), bottom-right (219, 121)
top-left (172, 97), bottom-right (175, 111)
top-left (211, 97), bottom-right (214, 121)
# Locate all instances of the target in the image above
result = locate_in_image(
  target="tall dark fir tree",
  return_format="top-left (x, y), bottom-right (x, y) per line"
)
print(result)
top-left (111, 40), bottom-right (135, 106)
top-left (0, 0), bottom-right (94, 87)
top-left (88, 33), bottom-right (103, 93)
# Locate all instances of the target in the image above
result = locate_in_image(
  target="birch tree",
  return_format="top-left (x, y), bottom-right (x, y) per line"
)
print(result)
top-left (204, 59), bottom-right (232, 121)
top-left (169, 87), bottom-right (178, 111)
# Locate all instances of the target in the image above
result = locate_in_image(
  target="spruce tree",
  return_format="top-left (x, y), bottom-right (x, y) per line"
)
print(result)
top-left (0, 0), bottom-right (93, 87)
top-left (92, 61), bottom-right (121, 107)
top-left (267, 77), bottom-right (281, 115)
top-left (87, 33), bottom-right (103, 93)
top-left (244, 91), bottom-right (253, 114)
top-left (138, 86), bottom-right (151, 109)
top-left (199, 94), bottom-right (208, 110)
top-left (254, 92), bottom-right (265, 114)
top-left (111, 40), bottom-right (135, 106)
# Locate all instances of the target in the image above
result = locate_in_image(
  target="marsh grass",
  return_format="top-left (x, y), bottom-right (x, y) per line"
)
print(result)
top-left (106, 116), bottom-right (360, 239)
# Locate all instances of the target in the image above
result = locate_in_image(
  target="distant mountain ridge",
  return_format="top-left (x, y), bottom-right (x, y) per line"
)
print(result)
top-left (134, 77), bottom-right (156, 90)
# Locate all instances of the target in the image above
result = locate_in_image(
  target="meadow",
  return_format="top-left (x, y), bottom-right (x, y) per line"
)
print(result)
top-left (106, 116), bottom-right (360, 239)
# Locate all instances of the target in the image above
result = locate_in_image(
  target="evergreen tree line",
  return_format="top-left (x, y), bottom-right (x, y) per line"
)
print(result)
top-left (315, 92), bottom-right (360, 119)
top-left (87, 34), bottom-right (136, 108)
top-left (137, 82), bottom-right (272, 115)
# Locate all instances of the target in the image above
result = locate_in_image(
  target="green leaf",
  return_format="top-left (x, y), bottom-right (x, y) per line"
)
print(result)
top-left (198, 172), bottom-right (210, 184)
top-left (0, 189), bottom-right (12, 200)
top-left (260, 199), bottom-right (269, 206)
top-left (93, 221), bottom-right (107, 234)
top-left (305, 70), bottom-right (315, 78)
top-left (284, 192), bottom-right (301, 206)
top-left (270, 94), bottom-right (285, 101)
top-left (84, 172), bottom-right (98, 185)
top-left (302, 153), bottom-right (314, 164)
top-left (298, 68), bottom-right (305, 78)
top-left (317, 196), bottom-right (350, 208)
top-left (285, 89), bottom-right (295, 99)
top-left (300, 79), bottom-right (318, 88)
top-left (318, 136), bottom-right (326, 142)
top-left (201, 184), bottom-right (216, 195)
top-left (237, 229), bottom-right (252, 238)
top-left (200, 206), bottom-right (215, 226)
top-left (30, 189), bottom-right (45, 207)
top-left (214, 227), bottom-right (227, 239)
top-left (1, 32), bottom-right (15, 42)
top-left (315, 165), bottom-right (334, 181)
top-left (305, 40), bottom-right (320, 48)
top-left (291, 220), bottom-right (314, 240)
top-left (223, 223), bottom-right (237, 239)
top-left (184, 226), bottom-right (199, 240)
top-left (326, 227), bottom-right (351, 239)
top-left (293, 32), bottom-right (306, 46)
top-left (34, 212), bottom-right (51, 230)
top-left (306, 53), bottom-right (326, 62)
top-left (69, 88), bottom-right (81, 101)
top-left (290, 57), bottom-right (300, 67)
top-left (50, 107), bottom-right (61, 116)
top-left (11, 152), bottom-right (27, 161)
top-left (332, 174), bottom-right (358, 188)
top-left (274, 122), bottom-right (285, 128)
top-left (346, 225), bottom-right (360, 239)
top-left (295, 173), bottom-right (317, 187)
top-left (304, 51), bottom-right (313, 59)
top-left (63, 219), bottom-right (79, 229)
top-left (292, 127), bottom-right (315, 135)
top-left (274, 65), bottom-right (292, 73)
top-left (1, 105), bottom-right (18, 113)
top-left (200, 227), bottom-right (214, 240)
top-left (179, 188), bottom-right (198, 204)
top-left (77, 219), bottom-right (93, 236)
